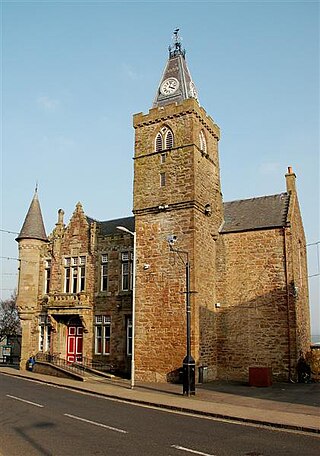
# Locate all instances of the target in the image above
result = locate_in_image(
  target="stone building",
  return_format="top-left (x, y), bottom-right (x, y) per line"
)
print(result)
top-left (16, 33), bottom-right (310, 383)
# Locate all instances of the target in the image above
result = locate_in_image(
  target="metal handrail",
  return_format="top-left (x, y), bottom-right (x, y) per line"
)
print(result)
top-left (35, 353), bottom-right (113, 376)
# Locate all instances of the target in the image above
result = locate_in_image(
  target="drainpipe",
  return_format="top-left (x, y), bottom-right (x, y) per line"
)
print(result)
top-left (283, 227), bottom-right (293, 382)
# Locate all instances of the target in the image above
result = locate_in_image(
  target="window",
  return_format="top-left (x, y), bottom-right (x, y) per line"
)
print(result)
top-left (39, 315), bottom-right (51, 352)
top-left (64, 256), bottom-right (86, 293)
top-left (199, 130), bottom-right (207, 154)
top-left (121, 252), bottom-right (133, 291)
top-left (154, 126), bottom-right (174, 152)
top-left (127, 318), bottom-right (132, 356)
top-left (155, 132), bottom-right (163, 152)
top-left (44, 259), bottom-right (51, 294)
top-left (100, 254), bottom-right (108, 291)
top-left (160, 153), bottom-right (166, 164)
top-left (160, 172), bottom-right (166, 187)
top-left (165, 129), bottom-right (174, 149)
top-left (95, 316), bottom-right (111, 355)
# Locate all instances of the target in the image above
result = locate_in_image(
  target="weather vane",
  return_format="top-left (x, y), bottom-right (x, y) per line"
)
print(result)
top-left (169, 28), bottom-right (185, 59)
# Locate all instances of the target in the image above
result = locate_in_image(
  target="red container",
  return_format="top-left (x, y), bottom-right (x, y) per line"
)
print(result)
top-left (249, 367), bottom-right (272, 387)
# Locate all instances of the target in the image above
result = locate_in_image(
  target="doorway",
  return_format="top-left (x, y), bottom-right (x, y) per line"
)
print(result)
top-left (67, 324), bottom-right (83, 363)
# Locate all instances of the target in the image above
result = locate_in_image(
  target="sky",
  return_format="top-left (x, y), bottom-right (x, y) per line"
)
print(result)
top-left (1, 0), bottom-right (319, 334)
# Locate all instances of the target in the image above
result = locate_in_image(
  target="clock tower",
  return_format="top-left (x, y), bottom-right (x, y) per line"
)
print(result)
top-left (133, 31), bottom-right (223, 382)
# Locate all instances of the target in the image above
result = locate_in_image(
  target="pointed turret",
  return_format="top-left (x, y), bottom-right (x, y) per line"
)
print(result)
top-left (16, 189), bottom-right (47, 242)
top-left (16, 189), bottom-right (47, 370)
top-left (153, 29), bottom-right (199, 108)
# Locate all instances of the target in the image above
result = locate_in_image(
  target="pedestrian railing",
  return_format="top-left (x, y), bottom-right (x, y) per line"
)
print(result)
top-left (35, 352), bottom-right (114, 377)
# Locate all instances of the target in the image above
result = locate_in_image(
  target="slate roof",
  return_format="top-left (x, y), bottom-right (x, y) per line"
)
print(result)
top-left (87, 216), bottom-right (135, 236)
top-left (221, 193), bottom-right (290, 234)
top-left (16, 191), bottom-right (47, 242)
top-left (85, 193), bottom-right (289, 238)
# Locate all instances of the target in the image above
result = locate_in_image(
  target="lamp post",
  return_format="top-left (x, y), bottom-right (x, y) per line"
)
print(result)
top-left (168, 237), bottom-right (195, 396)
top-left (117, 225), bottom-right (136, 389)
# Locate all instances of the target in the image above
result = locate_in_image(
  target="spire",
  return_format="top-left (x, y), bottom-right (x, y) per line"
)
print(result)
top-left (16, 189), bottom-right (47, 242)
top-left (153, 29), bottom-right (199, 108)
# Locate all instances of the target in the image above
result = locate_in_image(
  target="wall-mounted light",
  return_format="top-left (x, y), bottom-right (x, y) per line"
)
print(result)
top-left (158, 204), bottom-right (169, 211)
top-left (167, 234), bottom-right (177, 246)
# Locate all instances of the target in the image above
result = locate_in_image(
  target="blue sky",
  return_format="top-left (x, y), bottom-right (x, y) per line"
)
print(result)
top-left (1, 1), bottom-right (319, 334)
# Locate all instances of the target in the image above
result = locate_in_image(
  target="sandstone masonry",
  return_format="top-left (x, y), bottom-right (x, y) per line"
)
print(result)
top-left (15, 35), bottom-right (311, 383)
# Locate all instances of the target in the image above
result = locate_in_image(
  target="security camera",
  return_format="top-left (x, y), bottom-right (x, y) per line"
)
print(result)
top-left (167, 235), bottom-right (177, 245)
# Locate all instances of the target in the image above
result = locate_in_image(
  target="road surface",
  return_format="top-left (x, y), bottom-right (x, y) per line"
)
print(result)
top-left (0, 374), bottom-right (319, 456)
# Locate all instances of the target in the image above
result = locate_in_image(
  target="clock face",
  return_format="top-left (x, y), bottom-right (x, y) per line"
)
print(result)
top-left (160, 77), bottom-right (179, 95)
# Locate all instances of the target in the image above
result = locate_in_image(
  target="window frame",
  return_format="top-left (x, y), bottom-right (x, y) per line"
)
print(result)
top-left (165, 129), bottom-right (174, 149)
top-left (121, 251), bottom-right (133, 291)
top-left (155, 132), bottom-right (163, 152)
top-left (94, 315), bottom-right (111, 355)
top-left (38, 315), bottom-right (51, 352)
top-left (160, 172), bottom-right (166, 187)
top-left (64, 256), bottom-right (86, 293)
top-left (44, 259), bottom-right (51, 294)
top-left (100, 253), bottom-right (108, 292)
top-left (154, 127), bottom-right (174, 152)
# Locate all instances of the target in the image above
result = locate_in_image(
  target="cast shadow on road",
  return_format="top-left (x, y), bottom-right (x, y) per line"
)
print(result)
top-left (14, 421), bottom-right (55, 456)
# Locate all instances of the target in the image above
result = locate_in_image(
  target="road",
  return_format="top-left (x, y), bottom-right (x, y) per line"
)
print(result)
top-left (0, 374), bottom-right (319, 456)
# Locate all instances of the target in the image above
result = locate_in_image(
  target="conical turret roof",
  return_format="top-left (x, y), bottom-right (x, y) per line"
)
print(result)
top-left (153, 29), bottom-right (199, 108)
top-left (16, 190), bottom-right (47, 242)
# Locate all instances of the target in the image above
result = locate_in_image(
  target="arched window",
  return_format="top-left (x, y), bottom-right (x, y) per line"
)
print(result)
top-left (199, 130), bottom-right (207, 154)
top-left (154, 126), bottom-right (174, 152)
top-left (155, 132), bottom-right (163, 152)
top-left (165, 129), bottom-right (174, 149)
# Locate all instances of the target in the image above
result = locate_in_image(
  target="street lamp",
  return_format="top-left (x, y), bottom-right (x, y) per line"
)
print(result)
top-left (168, 236), bottom-right (195, 396)
top-left (117, 225), bottom-right (136, 389)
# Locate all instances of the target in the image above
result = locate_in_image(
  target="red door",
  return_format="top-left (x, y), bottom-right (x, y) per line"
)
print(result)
top-left (67, 326), bottom-right (83, 363)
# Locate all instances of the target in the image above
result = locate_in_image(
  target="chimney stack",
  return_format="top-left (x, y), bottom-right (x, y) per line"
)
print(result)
top-left (285, 166), bottom-right (296, 193)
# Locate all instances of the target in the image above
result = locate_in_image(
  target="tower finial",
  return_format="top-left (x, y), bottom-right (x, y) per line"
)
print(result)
top-left (35, 181), bottom-right (38, 193)
top-left (169, 28), bottom-right (185, 59)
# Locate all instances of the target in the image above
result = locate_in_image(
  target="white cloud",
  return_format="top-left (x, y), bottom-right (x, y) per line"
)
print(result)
top-left (258, 161), bottom-right (281, 175)
top-left (37, 96), bottom-right (60, 112)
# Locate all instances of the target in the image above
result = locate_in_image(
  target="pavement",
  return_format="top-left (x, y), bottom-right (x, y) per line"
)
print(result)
top-left (0, 366), bottom-right (319, 435)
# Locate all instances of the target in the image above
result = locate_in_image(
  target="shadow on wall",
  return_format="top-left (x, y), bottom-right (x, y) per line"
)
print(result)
top-left (166, 367), bottom-right (183, 384)
top-left (199, 284), bottom-right (308, 383)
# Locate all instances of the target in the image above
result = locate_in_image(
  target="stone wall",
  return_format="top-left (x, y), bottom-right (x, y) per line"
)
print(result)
top-left (94, 229), bottom-right (133, 374)
top-left (133, 99), bottom-right (223, 382)
top-left (16, 239), bottom-right (45, 369)
top-left (216, 228), bottom-right (290, 381)
top-left (284, 188), bottom-right (311, 373)
top-left (17, 202), bottom-right (135, 376)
